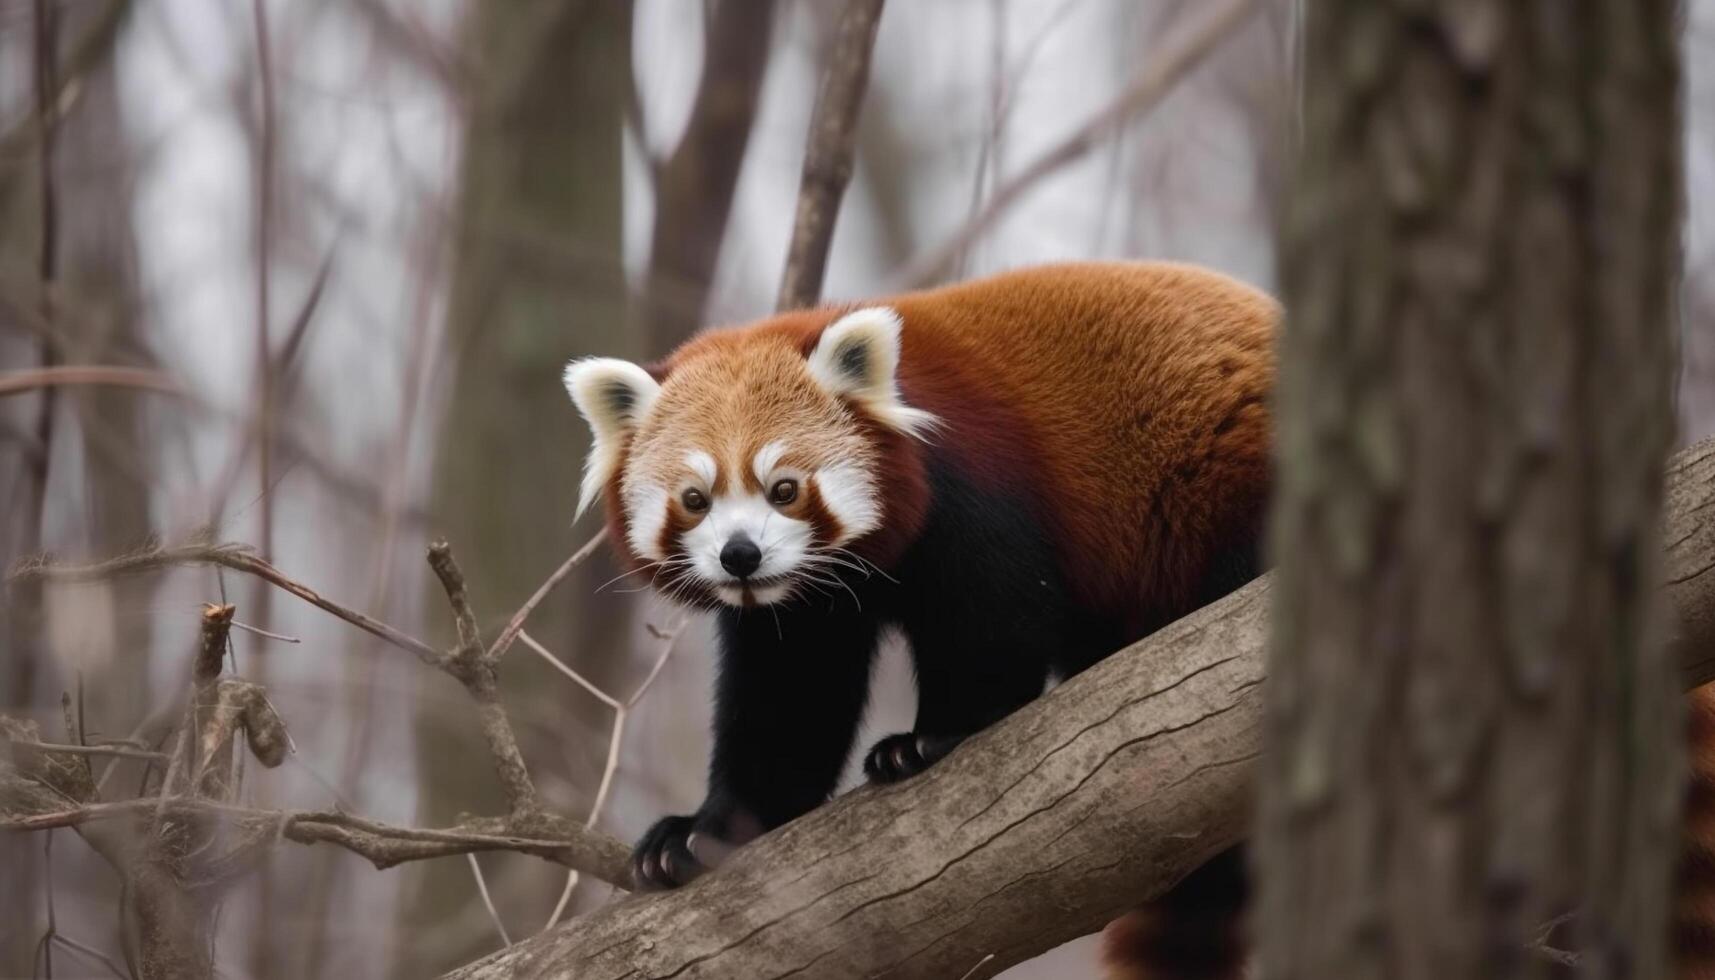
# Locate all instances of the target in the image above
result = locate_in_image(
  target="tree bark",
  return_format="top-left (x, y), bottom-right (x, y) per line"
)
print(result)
top-left (436, 438), bottom-right (1715, 980)
top-left (1257, 3), bottom-right (1683, 979)
top-left (637, 0), bottom-right (776, 352)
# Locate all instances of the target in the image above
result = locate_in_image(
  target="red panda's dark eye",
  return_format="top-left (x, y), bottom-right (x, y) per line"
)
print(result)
top-left (769, 479), bottom-right (799, 506)
top-left (681, 488), bottom-right (709, 513)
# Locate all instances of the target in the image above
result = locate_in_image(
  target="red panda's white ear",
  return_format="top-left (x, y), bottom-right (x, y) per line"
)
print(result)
top-left (563, 357), bottom-right (661, 519)
top-left (807, 307), bottom-right (938, 439)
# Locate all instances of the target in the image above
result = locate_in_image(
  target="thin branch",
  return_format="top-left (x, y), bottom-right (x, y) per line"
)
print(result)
top-left (7, 536), bottom-right (644, 893)
top-left (487, 530), bottom-right (607, 661)
top-left (38, 830), bottom-right (55, 979)
top-left (0, 797), bottom-right (630, 883)
top-left (777, 0), bottom-right (887, 311)
top-left (587, 711), bottom-right (625, 830)
top-left (467, 854), bottom-right (513, 947)
top-left (427, 541), bottom-right (482, 665)
top-left (427, 541), bottom-right (538, 816)
top-left (0, 366), bottom-right (186, 399)
top-left (47, 935), bottom-right (127, 980)
top-left (627, 619), bottom-right (683, 710)
top-left (250, 0), bottom-right (278, 582)
top-left (0, 0), bottom-right (128, 170)
top-left (21, 0), bottom-right (60, 571)
top-left (889, 0), bottom-right (1262, 289)
top-left (7, 741), bottom-right (169, 764)
top-left (228, 619), bottom-right (300, 644)
top-left (543, 871), bottom-right (579, 932)
top-left (10, 541), bottom-right (443, 665)
top-left (517, 630), bottom-right (620, 712)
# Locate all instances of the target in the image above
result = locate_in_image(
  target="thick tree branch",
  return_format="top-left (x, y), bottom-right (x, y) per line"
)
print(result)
top-left (444, 438), bottom-right (1715, 980)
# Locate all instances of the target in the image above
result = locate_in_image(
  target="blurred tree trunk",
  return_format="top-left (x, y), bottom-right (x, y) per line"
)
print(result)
top-left (0, 1), bottom-right (146, 971)
top-left (638, 0), bottom-right (776, 351)
top-left (398, 3), bottom-right (635, 976)
top-left (1257, 3), bottom-right (1682, 979)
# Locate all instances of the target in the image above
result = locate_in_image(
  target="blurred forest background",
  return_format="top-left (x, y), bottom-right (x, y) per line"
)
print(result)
top-left (1, 1), bottom-right (1711, 977)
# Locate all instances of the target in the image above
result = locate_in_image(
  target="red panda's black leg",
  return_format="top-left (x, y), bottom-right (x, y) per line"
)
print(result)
top-left (862, 462), bottom-right (1068, 784)
top-left (631, 603), bottom-right (879, 890)
top-left (861, 652), bottom-right (1048, 784)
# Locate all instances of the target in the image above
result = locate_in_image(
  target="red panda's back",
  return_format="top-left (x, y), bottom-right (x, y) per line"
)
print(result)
top-left (891, 261), bottom-right (1278, 628)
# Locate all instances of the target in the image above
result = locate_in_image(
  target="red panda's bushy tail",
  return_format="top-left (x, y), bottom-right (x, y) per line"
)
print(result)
top-left (1101, 846), bottom-right (1248, 980)
top-left (1677, 685), bottom-right (1715, 979)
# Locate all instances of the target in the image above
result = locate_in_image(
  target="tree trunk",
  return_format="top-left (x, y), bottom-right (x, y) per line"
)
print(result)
top-left (401, 3), bottom-right (635, 976)
top-left (0, 2), bottom-right (147, 970)
top-left (1257, 3), bottom-right (1683, 979)
top-left (637, 0), bottom-right (776, 351)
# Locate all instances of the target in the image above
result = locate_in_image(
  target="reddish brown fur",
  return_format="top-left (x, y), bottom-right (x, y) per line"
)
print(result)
top-left (625, 261), bottom-right (1277, 632)
top-left (1679, 684), bottom-right (1715, 979)
top-left (593, 262), bottom-right (1714, 978)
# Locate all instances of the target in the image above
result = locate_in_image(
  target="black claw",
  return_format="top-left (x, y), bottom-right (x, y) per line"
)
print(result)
top-left (864, 732), bottom-right (943, 785)
top-left (632, 814), bottom-right (707, 891)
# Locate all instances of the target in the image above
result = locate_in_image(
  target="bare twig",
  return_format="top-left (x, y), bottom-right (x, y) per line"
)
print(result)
top-left (627, 619), bottom-right (683, 710)
top-left (428, 541), bottom-right (482, 665)
top-left (487, 530), bottom-right (607, 661)
top-left (467, 854), bottom-right (513, 947)
top-left (889, 0), bottom-right (1262, 289)
top-left (18, 0), bottom-right (61, 602)
top-left (7, 741), bottom-right (170, 764)
top-left (518, 616), bottom-right (684, 930)
top-left (10, 540), bottom-right (443, 665)
top-left (777, 0), bottom-right (887, 311)
top-left (543, 870), bottom-right (580, 932)
top-left (5, 537), bottom-right (643, 893)
top-left (426, 541), bottom-right (541, 816)
top-left (0, 796), bottom-right (630, 883)
top-left (0, 0), bottom-right (128, 171)
top-left (46, 934), bottom-right (127, 980)
top-left (0, 366), bottom-right (186, 399)
top-left (250, 0), bottom-right (278, 579)
top-left (37, 831), bottom-right (55, 979)
top-left (227, 619), bottom-right (300, 644)
top-left (518, 630), bottom-right (619, 711)
top-left (957, 954), bottom-right (996, 980)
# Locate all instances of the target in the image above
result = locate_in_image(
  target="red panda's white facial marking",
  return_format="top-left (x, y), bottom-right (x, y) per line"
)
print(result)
top-left (564, 305), bottom-right (935, 608)
top-left (658, 441), bottom-right (810, 606)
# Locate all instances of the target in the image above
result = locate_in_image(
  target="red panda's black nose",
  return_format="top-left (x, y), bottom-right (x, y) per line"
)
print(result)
top-left (720, 535), bottom-right (763, 579)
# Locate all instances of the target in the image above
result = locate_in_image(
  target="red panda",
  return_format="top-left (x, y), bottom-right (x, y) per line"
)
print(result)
top-left (562, 260), bottom-right (1715, 980)
top-left (1679, 685), bottom-right (1715, 980)
top-left (564, 259), bottom-right (1272, 973)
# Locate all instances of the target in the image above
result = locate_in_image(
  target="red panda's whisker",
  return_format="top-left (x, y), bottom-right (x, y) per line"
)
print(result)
top-left (803, 552), bottom-right (871, 579)
top-left (791, 569), bottom-right (862, 612)
top-left (829, 547), bottom-right (897, 583)
top-left (593, 562), bottom-right (666, 595)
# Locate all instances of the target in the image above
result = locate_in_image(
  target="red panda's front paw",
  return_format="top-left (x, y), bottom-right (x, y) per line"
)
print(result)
top-left (863, 732), bottom-right (961, 784)
top-left (631, 815), bottom-right (705, 890)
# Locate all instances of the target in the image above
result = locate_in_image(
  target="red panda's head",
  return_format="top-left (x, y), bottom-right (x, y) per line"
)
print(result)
top-left (563, 307), bottom-right (936, 609)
